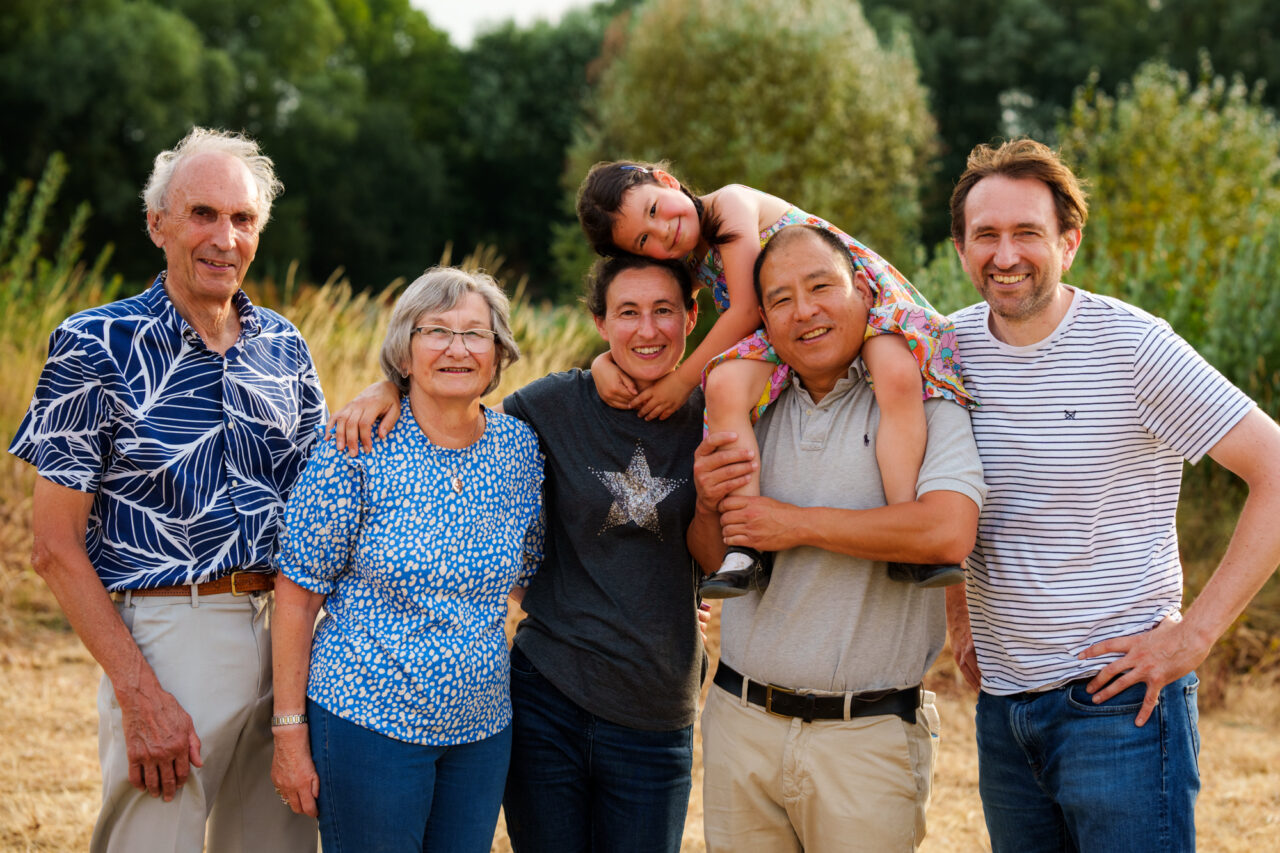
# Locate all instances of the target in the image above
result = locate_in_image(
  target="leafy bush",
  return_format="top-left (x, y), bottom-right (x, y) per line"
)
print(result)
top-left (556, 0), bottom-right (937, 285)
top-left (1060, 58), bottom-right (1280, 344)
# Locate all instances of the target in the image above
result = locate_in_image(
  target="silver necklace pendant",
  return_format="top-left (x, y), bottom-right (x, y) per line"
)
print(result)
top-left (451, 473), bottom-right (464, 494)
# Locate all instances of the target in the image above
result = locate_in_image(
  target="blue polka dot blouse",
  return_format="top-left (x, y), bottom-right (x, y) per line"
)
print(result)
top-left (274, 398), bottom-right (545, 745)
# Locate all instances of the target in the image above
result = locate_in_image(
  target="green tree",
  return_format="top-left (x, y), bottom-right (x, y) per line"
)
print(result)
top-left (1059, 58), bottom-right (1280, 340)
top-left (860, 0), bottom-right (1165, 242)
top-left (0, 0), bottom-right (237, 278)
top-left (452, 2), bottom-right (641, 296)
top-left (557, 0), bottom-right (937, 286)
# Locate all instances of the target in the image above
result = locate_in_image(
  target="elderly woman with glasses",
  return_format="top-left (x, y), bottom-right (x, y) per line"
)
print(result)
top-left (268, 267), bottom-right (545, 853)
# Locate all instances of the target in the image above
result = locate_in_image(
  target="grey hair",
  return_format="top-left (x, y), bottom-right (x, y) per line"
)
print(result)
top-left (380, 266), bottom-right (521, 396)
top-left (142, 127), bottom-right (283, 230)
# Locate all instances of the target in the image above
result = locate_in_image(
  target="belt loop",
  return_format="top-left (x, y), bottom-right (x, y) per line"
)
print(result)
top-left (124, 590), bottom-right (134, 609)
top-left (190, 584), bottom-right (199, 609)
top-left (843, 692), bottom-right (853, 721)
top-left (739, 674), bottom-right (750, 707)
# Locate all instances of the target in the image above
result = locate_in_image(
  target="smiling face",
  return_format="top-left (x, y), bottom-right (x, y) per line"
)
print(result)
top-left (758, 228), bottom-right (872, 401)
top-left (955, 174), bottom-right (1082, 344)
top-left (610, 170), bottom-right (702, 259)
top-left (405, 292), bottom-right (497, 407)
top-left (148, 152), bottom-right (262, 308)
top-left (593, 266), bottom-right (697, 391)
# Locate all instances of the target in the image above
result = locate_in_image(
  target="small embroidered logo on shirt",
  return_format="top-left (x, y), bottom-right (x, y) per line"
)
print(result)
top-left (1064, 410), bottom-right (1077, 419)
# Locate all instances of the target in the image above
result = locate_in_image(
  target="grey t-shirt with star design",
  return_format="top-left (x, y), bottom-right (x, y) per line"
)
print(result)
top-left (504, 369), bottom-right (705, 731)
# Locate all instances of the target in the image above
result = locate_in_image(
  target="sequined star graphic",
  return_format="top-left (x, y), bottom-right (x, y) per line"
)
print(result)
top-left (590, 443), bottom-right (685, 537)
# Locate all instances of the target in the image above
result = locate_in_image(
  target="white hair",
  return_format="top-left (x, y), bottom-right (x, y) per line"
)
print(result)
top-left (380, 267), bottom-right (521, 396)
top-left (142, 127), bottom-right (283, 230)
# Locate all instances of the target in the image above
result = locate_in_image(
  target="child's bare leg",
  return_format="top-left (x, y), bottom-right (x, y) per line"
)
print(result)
top-left (700, 358), bottom-right (776, 598)
top-left (703, 359), bottom-right (776, 499)
top-left (863, 335), bottom-right (964, 587)
top-left (861, 335), bottom-right (925, 505)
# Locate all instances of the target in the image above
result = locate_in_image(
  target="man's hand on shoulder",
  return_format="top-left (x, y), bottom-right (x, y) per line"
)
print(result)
top-left (116, 673), bottom-right (203, 800)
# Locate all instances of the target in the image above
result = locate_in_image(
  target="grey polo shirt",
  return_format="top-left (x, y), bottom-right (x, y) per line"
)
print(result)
top-left (719, 362), bottom-right (986, 694)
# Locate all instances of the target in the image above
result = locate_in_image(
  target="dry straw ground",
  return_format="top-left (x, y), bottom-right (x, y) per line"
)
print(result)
top-left (2, 590), bottom-right (1278, 852)
top-left (2, 250), bottom-right (1277, 850)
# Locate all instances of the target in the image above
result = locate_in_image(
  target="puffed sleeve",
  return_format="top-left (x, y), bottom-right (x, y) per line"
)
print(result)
top-left (273, 427), bottom-right (365, 594)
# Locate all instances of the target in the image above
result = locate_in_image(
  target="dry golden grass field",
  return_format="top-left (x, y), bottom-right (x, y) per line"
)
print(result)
top-left (1, 260), bottom-right (1277, 850)
top-left (1, 588), bottom-right (1278, 853)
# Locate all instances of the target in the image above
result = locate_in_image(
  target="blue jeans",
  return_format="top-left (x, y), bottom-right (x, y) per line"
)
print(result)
top-left (308, 698), bottom-right (511, 853)
top-left (976, 673), bottom-right (1201, 853)
top-left (502, 645), bottom-right (694, 853)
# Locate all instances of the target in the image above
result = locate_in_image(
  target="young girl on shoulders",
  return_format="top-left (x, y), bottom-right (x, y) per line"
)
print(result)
top-left (577, 160), bottom-right (975, 597)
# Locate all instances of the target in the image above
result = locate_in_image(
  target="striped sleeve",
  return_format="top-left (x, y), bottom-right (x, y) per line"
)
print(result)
top-left (1133, 322), bottom-right (1254, 463)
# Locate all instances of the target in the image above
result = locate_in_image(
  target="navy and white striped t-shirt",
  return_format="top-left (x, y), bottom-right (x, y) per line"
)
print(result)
top-left (952, 287), bottom-right (1254, 693)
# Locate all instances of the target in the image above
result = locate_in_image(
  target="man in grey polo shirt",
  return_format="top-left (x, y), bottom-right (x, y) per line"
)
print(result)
top-left (689, 224), bottom-right (986, 852)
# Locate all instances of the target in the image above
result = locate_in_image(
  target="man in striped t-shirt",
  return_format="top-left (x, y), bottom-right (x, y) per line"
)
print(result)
top-left (946, 138), bottom-right (1280, 852)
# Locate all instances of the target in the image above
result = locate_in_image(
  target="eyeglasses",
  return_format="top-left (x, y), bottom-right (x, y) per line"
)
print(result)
top-left (411, 325), bottom-right (497, 353)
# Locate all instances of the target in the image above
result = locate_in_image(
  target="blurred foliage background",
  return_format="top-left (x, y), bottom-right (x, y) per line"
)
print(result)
top-left (1, 0), bottom-right (1279, 650)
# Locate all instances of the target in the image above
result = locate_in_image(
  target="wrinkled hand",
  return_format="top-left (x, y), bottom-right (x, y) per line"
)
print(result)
top-left (719, 495), bottom-right (799, 552)
top-left (327, 381), bottom-right (400, 455)
top-left (945, 587), bottom-right (981, 692)
top-left (692, 432), bottom-right (758, 515)
top-left (119, 688), bottom-right (203, 801)
top-left (1080, 613), bottom-right (1208, 727)
top-left (634, 372), bottom-right (697, 421)
top-left (271, 726), bottom-right (320, 817)
top-left (591, 351), bottom-right (638, 411)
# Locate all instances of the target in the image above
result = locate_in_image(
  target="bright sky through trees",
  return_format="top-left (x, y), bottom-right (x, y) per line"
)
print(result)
top-left (412, 0), bottom-right (589, 45)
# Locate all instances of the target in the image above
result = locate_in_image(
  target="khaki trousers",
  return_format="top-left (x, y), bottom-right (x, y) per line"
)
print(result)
top-left (701, 682), bottom-right (939, 853)
top-left (91, 591), bottom-right (317, 853)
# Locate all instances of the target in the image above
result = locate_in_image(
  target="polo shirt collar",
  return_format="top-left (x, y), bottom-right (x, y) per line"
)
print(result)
top-left (786, 358), bottom-right (868, 407)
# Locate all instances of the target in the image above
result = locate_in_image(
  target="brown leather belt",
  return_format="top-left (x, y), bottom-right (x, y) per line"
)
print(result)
top-left (125, 571), bottom-right (275, 597)
top-left (714, 661), bottom-right (921, 724)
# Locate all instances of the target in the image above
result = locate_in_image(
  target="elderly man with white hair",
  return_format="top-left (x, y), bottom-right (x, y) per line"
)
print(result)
top-left (9, 127), bottom-right (323, 852)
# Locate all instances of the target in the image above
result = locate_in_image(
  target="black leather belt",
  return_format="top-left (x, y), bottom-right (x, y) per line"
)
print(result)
top-left (713, 661), bottom-right (921, 724)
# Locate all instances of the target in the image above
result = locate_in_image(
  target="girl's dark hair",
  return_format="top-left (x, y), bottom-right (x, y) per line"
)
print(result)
top-left (575, 159), bottom-right (737, 257)
top-left (584, 255), bottom-right (695, 319)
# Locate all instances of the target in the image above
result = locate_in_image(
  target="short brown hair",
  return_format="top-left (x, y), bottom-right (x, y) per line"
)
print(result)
top-left (950, 139), bottom-right (1088, 243)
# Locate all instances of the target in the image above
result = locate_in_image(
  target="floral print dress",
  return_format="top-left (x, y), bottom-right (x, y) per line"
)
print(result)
top-left (697, 206), bottom-right (975, 422)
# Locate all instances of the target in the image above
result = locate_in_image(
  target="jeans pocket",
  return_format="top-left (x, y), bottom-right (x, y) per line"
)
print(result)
top-left (1183, 676), bottom-right (1201, 763)
top-left (1065, 679), bottom-right (1146, 715)
top-left (509, 644), bottom-right (541, 679)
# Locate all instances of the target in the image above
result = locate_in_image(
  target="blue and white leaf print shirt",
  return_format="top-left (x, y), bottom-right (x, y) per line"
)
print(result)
top-left (274, 398), bottom-right (545, 746)
top-left (9, 274), bottom-right (327, 590)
